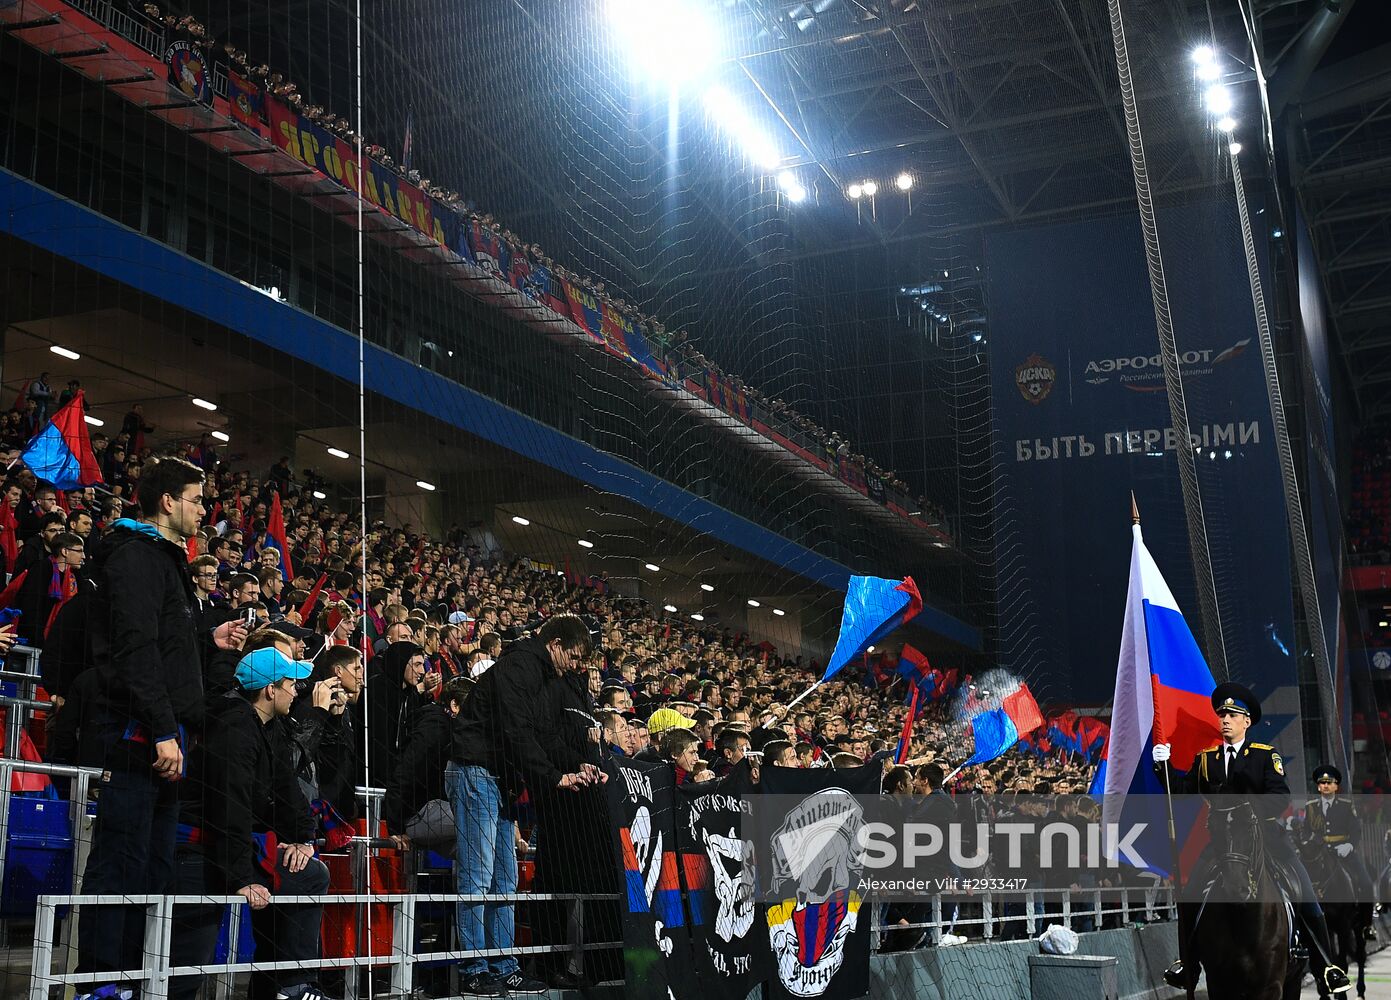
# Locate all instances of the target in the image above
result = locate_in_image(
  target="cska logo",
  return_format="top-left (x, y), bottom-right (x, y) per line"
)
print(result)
top-left (1015, 354), bottom-right (1057, 405)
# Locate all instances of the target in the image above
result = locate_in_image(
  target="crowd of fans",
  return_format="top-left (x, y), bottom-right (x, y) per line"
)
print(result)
top-left (0, 402), bottom-right (1089, 998)
top-left (124, 3), bottom-right (950, 537)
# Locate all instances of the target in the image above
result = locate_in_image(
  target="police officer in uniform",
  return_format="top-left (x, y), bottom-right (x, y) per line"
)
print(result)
top-left (1305, 764), bottom-right (1377, 940)
top-left (1152, 683), bottom-right (1351, 994)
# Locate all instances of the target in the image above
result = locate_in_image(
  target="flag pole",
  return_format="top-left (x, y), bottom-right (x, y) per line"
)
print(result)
top-left (1136, 493), bottom-right (1189, 968)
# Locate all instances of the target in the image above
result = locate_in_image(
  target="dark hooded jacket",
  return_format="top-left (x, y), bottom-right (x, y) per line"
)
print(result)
top-left (364, 641), bottom-right (426, 786)
top-left (87, 521), bottom-right (203, 747)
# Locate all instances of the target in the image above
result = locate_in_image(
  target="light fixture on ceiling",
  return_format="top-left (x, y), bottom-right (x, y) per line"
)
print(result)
top-left (312, 490), bottom-right (327, 500)
top-left (512, 515), bottom-right (530, 525)
top-left (772, 608), bottom-right (786, 616)
top-left (416, 480), bottom-right (436, 491)
top-left (691, 613), bottom-right (705, 622)
top-left (327, 447), bottom-right (350, 459)
top-left (578, 539), bottom-right (595, 548)
top-left (700, 583), bottom-right (715, 592)
top-left (211, 430), bottom-right (229, 442)
top-left (49, 345), bottom-right (81, 360)
top-left (645, 563), bottom-right (661, 572)
top-left (895, 172), bottom-right (913, 191)
top-left (861, 179), bottom-right (878, 197)
top-left (191, 397), bottom-right (217, 411)
top-left (84, 415), bottom-right (103, 427)
top-left (747, 599), bottom-right (760, 607)
top-left (664, 604), bottom-right (678, 613)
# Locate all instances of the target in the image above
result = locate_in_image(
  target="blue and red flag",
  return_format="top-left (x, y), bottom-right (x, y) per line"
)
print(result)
top-left (264, 492), bottom-right (295, 583)
top-left (1091, 519), bottom-right (1219, 876)
top-left (821, 576), bottom-right (922, 683)
top-left (895, 684), bottom-right (920, 764)
top-left (863, 652), bottom-right (895, 690)
top-left (21, 391), bottom-right (103, 491)
top-left (895, 643), bottom-right (933, 690)
top-left (962, 681), bottom-right (1044, 766)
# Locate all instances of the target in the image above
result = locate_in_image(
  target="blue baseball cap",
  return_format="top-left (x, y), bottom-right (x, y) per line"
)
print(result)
top-left (235, 647), bottom-right (314, 691)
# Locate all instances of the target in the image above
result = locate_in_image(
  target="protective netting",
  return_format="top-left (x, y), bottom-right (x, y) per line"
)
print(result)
top-left (0, 0), bottom-right (1378, 996)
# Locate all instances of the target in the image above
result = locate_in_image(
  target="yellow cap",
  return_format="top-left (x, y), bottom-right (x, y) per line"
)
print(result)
top-left (647, 707), bottom-right (695, 735)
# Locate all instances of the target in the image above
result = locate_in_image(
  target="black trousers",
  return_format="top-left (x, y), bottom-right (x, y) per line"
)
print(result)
top-left (169, 847), bottom-right (330, 1000)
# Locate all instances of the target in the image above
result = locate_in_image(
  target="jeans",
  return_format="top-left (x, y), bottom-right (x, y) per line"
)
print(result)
top-left (76, 749), bottom-right (180, 980)
top-left (447, 763), bottom-right (519, 978)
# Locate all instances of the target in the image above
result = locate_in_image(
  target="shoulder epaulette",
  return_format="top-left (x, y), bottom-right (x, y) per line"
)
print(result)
top-left (1248, 743), bottom-right (1275, 751)
top-left (1305, 799), bottom-right (1320, 808)
top-left (1203, 744), bottom-right (1223, 753)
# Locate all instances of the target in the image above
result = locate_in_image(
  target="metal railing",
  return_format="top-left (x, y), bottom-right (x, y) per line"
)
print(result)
top-left (28, 883), bottom-right (1173, 1000)
top-left (61, 0), bottom-right (164, 56)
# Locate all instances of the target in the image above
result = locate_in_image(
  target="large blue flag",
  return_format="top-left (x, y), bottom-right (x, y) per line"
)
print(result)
top-left (821, 576), bottom-right (922, 683)
top-left (21, 391), bottom-right (103, 490)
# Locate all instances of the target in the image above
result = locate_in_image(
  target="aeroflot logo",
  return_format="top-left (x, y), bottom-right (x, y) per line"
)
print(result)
top-left (1083, 339), bottom-right (1251, 390)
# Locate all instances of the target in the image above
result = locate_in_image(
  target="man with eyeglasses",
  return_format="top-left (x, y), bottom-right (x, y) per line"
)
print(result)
top-left (448, 614), bottom-right (604, 996)
top-left (76, 457), bottom-right (248, 991)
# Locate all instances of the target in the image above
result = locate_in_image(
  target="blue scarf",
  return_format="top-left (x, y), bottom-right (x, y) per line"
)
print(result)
top-left (112, 517), bottom-right (163, 541)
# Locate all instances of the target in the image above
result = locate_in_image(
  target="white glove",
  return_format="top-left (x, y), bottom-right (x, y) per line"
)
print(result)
top-left (1152, 743), bottom-right (1172, 763)
top-left (1335, 843), bottom-right (1354, 859)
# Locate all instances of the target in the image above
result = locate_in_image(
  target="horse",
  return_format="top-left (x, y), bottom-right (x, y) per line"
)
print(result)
top-left (1299, 839), bottom-right (1369, 999)
top-left (1174, 800), bottom-right (1303, 1000)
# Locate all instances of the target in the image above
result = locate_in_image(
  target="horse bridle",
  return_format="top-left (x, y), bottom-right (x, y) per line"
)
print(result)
top-left (1209, 801), bottom-right (1266, 901)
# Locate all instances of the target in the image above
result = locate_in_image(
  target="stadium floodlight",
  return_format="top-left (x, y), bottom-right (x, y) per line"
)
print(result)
top-left (84, 415), bottom-right (103, 427)
top-left (772, 608), bottom-right (786, 616)
top-left (1196, 60), bottom-right (1221, 82)
top-left (691, 613), bottom-right (705, 621)
top-left (861, 180), bottom-right (878, 197)
top-left (1191, 45), bottom-right (1215, 65)
top-left (700, 583), bottom-right (715, 592)
top-left (664, 604), bottom-right (678, 613)
top-left (416, 480), bottom-right (437, 492)
top-left (866, 645), bottom-right (876, 653)
top-left (312, 490), bottom-right (327, 500)
top-left (1216, 116), bottom-right (1237, 133)
top-left (645, 562), bottom-right (661, 572)
top-left (609, 0), bottom-right (719, 85)
top-left (748, 599), bottom-right (760, 607)
top-left (777, 170), bottom-right (808, 203)
top-left (49, 345), bottom-right (81, 360)
top-left (1204, 85), bottom-right (1232, 115)
top-left (512, 515), bottom-right (530, 525)
top-left (847, 183), bottom-right (863, 199)
top-left (1228, 141), bottom-right (1243, 155)
top-left (326, 447), bottom-right (350, 459)
top-left (703, 86), bottom-right (781, 170)
top-left (192, 397), bottom-right (218, 411)
top-left (895, 172), bottom-right (913, 191)
top-left (211, 430), bottom-right (229, 442)
top-left (577, 539), bottom-right (595, 548)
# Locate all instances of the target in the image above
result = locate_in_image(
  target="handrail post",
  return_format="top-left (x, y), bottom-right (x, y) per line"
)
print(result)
top-left (29, 897), bottom-right (57, 1000)
top-left (982, 892), bottom-right (993, 939)
top-left (1025, 891), bottom-right (1036, 937)
top-left (140, 893), bottom-right (174, 1000)
top-left (389, 895), bottom-right (415, 997)
top-left (930, 893), bottom-right (943, 946)
top-left (566, 895), bottom-right (585, 979)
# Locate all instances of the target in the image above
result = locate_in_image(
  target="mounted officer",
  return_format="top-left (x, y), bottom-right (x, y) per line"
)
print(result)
top-left (1152, 682), bottom-right (1351, 994)
top-left (1304, 763), bottom-right (1377, 940)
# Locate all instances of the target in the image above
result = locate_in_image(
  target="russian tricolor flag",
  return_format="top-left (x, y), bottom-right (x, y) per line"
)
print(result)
top-left (821, 576), bottom-right (922, 683)
top-left (1092, 521), bottom-right (1219, 873)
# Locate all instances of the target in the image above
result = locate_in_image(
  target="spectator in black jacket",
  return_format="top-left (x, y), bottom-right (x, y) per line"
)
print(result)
top-left (448, 615), bottom-right (602, 997)
top-left (75, 457), bottom-right (246, 986)
top-left (14, 529), bottom-right (83, 647)
top-left (365, 640), bottom-right (426, 786)
top-left (296, 644), bottom-right (365, 823)
top-left (384, 676), bottom-right (467, 855)
top-left (170, 645), bottom-right (330, 1000)
top-left (12, 510), bottom-right (65, 580)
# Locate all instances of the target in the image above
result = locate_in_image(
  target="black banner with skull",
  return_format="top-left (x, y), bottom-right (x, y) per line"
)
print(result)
top-left (604, 755), bottom-right (692, 997)
top-left (675, 763), bottom-right (767, 1000)
top-left (757, 764), bottom-right (880, 1000)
